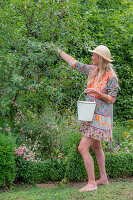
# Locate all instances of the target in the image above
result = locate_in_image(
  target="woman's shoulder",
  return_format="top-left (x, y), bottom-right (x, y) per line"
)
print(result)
top-left (106, 71), bottom-right (118, 80)
top-left (106, 71), bottom-right (120, 88)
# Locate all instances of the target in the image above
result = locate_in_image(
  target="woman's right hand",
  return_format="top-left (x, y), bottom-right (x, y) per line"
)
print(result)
top-left (46, 43), bottom-right (74, 65)
top-left (50, 44), bottom-right (62, 55)
top-left (49, 43), bottom-right (57, 52)
top-left (43, 43), bottom-right (57, 52)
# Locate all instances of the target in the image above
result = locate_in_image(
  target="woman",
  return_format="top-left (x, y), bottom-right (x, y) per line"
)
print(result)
top-left (53, 45), bottom-right (119, 192)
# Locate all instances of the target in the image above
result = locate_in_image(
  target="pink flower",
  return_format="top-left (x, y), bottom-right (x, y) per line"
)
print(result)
top-left (5, 127), bottom-right (11, 132)
top-left (22, 146), bottom-right (27, 151)
top-left (14, 144), bottom-right (37, 161)
top-left (19, 149), bottom-right (23, 156)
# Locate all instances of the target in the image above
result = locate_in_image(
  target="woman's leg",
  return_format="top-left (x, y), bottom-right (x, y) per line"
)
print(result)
top-left (78, 136), bottom-right (97, 192)
top-left (91, 140), bottom-right (109, 185)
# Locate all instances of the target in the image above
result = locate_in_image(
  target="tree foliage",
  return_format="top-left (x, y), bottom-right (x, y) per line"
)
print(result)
top-left (0, 0), bottom-right (132, 122)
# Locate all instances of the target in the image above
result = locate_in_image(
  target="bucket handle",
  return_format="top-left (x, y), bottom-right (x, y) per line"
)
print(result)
top-left (78, 92), bottom-right (85, 101)
top-left (78, 91), bottom-right (96, 101)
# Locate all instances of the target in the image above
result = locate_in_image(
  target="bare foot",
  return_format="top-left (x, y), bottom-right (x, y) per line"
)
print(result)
top-left (96, 179), bottom-right (109, 185)
top-left (78, 183), bottom-right (97, 192)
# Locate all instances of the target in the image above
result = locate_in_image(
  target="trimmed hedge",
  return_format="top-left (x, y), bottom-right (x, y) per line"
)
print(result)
top-left (0, 134), bottom-right (16, 187)
top-left (16, 158), bottom-right (66, 184)
top-left (15, 152), bottom-right (133, 184)
top-left (106, 152), bottom-right (133, 178)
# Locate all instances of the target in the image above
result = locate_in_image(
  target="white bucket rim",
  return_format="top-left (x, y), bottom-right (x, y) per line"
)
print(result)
top-left (77, 101), bottom-right (96, 104)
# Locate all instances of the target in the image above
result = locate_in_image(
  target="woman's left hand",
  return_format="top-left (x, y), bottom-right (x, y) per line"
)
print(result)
top-left (84, 88), bottom-right (98, 94)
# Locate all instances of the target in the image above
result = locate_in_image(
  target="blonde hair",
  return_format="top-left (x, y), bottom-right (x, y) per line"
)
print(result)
top-left (87, 56), bottom-right (118, 88)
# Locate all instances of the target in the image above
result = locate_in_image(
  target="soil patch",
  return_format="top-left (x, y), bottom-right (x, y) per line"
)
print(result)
top-left (36, 183), bottom-right (56, 188)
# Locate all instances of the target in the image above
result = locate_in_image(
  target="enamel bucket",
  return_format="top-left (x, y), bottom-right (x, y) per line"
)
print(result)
top-left (77, 93), bottom-right (96, 121)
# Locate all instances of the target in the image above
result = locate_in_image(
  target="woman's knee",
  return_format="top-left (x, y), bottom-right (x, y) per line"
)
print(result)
top-left (78, 136), bottom-right (95, 154)
top-left (78, 143), bottom-right (84, 154)
top-left (78, 142), bottom-right (89, 155)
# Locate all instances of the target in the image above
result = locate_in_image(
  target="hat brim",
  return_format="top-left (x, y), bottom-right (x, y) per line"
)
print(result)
top-left (88, 50), bottom-right (115, 62)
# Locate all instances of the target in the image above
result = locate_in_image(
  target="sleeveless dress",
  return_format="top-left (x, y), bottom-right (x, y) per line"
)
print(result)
top-left (70, 60), bottom-right (119, 141)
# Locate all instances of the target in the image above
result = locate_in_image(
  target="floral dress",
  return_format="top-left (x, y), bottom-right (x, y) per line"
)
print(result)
top-left (70, 60), bottom-right (119, 141)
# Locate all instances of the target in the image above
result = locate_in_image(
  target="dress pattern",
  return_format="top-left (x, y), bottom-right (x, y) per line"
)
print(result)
top-left (70, 60), bottom-right (119, 141)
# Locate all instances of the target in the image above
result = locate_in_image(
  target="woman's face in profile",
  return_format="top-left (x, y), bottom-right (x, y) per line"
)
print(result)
top-left (91, 53), bottom-right (99, 66)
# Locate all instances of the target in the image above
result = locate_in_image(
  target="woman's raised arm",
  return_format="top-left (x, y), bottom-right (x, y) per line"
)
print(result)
top-left (57, 49), bottom-right (76, 65)
top-left (49, 45), bottom-right (95, 75)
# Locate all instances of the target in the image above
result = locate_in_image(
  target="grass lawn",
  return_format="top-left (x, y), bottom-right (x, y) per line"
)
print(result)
top-left (0, 178), bottom-right (132, 200)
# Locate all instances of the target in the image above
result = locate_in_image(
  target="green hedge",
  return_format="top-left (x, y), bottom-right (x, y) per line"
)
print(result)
top-left (16, 158), bottom-right (66, 184)
top-left (0, 134), bottom-right (16, 187)
top-left (106, 152), bottom-right (133, 178)
top-left (15, 152), bottom-right (133, 184)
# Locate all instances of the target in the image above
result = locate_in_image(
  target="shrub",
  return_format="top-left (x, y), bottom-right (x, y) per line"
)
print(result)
top-left (15, 151), bottom-right (133, 184)
top-left (49, 158), bottom-right (66, 181)
top-left (0, 0), bottom-right (132, 122)
top-left (113, 121), bottom-right (128, 144)
top-left (12, 106), bottom-right (63, 161)
top-left (119, 128), bottom-right (133, 153)
top-left (113, 121), bottom-right (133, 153)
top-left (16, 157), bottom-right (51, 184)
top-left (16, 157), bottom-right (65, 184)
top-left (106, 152), bottom-right (133, 178)
top-left (0, 133), bottom-right (16, 187)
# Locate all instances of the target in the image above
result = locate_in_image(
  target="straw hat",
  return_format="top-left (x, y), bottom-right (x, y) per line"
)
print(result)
top-left (88, 45), bottom-right (114, 62)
